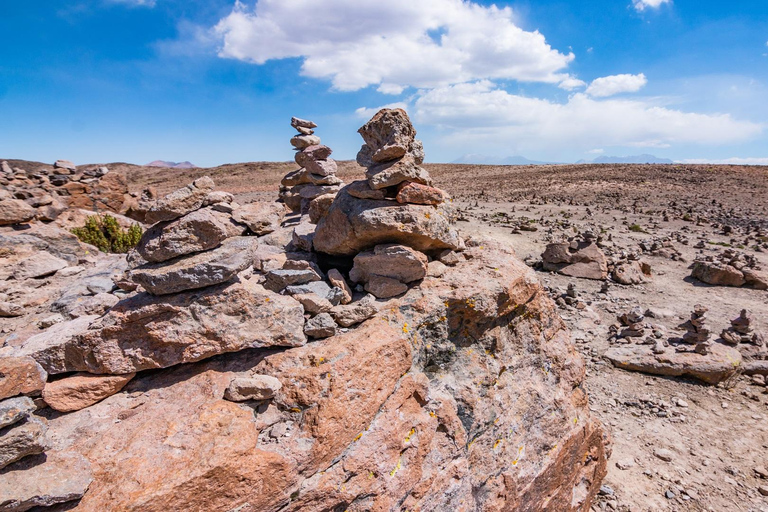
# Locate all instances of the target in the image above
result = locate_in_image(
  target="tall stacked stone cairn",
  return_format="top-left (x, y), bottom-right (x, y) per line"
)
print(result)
top-left (279, 117), bottom-right (343, 215)
top-left (721, 309), bottom-right (765, 347)
top-left (679, 304), bottom-right (712, 355)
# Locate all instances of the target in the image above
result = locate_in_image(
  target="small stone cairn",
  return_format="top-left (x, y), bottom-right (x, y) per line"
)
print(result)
top-left (279, 117), bottom-right (343, 215)
top-left (679, 305), bottom-right (712, 354)
top-left (721, 310), bottom-right (764, 347)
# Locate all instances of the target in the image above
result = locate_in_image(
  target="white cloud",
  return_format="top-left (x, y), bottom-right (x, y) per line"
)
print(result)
top-left (588, 148), bottom-right (605, 154)
top-left (558, 76), bottom-right (587, 90)
top-left (213, 0), bottom-right (574, 91)
top-left (679, 157), bottom-right (768, 165)
top-left (632, 0), bottom-right (671, 12)
top-left (586, 73), bottom-right (647, 97)
top-left (405, 81), bottom-right (762, 152)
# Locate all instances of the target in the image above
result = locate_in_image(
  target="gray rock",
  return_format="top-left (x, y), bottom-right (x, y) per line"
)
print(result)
top-left (232, 202), bottom-right (286, 236)
top-left (53, 159), bottom-right (76, 171)
top-left (129, 236), bottom-right (258, 295)
top-left (263, 268), bottom-right (322, 293)
top-left (305, 158), bottom-right (338, 178)
top-left (284, 280), bottom-right (334, 301)
top-left (346, 180), bottom-right (386, 200)
top-left (330, 294), bottom-right (379, 327)
top-left (291, 222), bottom-right (315, 252)
top-left (295, 145), bottom-right (332, 166)
top-left (145, 177), bottom-right (215, 224)
top-left (290, 135), bottom-right (321, 150)
top-left (303, 313), bottom-right (337, 339)
top-left (291, 117), bottom-right (317, 130)
top-left (224, 375), bottom-right (282, 402)
top-left (365, 154), bottom-right (433, 190)
top-left (350, 244), bottom-right (428, 284)
top-left (84, 276), bottom-right (117, 294)
top-left (0, 397), bottom-right (36, 430)
top-left (0, 417), bottom-right (48, 470)
top-left (0, 451), bottom-right (92, 511)
top-left (364, 275), bottom-right (408, 298)
top-left (281, 168), bottom-right (312, 188)
top-left (0, 200), bottom-right (36, 226)
top-left (357, 108), bottom-right (415, 163)
top-left (15, 252), bottom-right (68, 279)
top-left (294, 293), bottom-right (334, 315)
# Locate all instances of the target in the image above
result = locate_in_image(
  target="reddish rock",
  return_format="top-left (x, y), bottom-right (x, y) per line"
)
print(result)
top-left (396, 181), bottom-right (445, 205)
top-left (42, 372), bottom-right (136, 412)
top-left (0, 356), bottom-right (47, 400)
top-left (690, 261), bottom-right (746, 287)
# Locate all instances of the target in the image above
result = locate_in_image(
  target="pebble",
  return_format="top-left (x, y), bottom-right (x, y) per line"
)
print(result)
top-left (616, 459), bottom-right (635, 470)
top-left (599, 484), bottom-right (615, 496)
top-left (665, 490), bottom-right (676, 499)
top-left (653, 448), bottom-right (674, 462)
top-left (759, 486), bottom-right (768, 497)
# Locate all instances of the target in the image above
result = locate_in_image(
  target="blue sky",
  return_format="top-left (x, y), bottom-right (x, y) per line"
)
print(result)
top-left (1, 0), bottom-right (767, 166)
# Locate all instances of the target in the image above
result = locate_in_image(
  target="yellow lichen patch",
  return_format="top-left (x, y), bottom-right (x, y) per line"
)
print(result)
top-left (493, 439), bottom-right (503, 449)
top-left (389, 458), bottom-right (402, 477)
top-left (429, 411), bottom-right (436, 418)
top-left (354, 432), bottom-right (363, 442)
top-left (265, 297), bottom-right (270, 302)
top-left (425, 212), bottom-right (431, 219)
top-left (573, 417), bottom-right (579, 424)
top-left (402, 323), bottom-right (409, 334)
top-left (290, 407), bottom-right (301, 413)
top-left (368, 471), bottom-right (375, 479)
top-left (404, 427), bottom-right (416, 443)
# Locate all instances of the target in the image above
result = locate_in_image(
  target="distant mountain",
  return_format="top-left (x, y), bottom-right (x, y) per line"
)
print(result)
top-left (452, 154), bottom-right (562, 165)
top-left (146, 160), bottom-right (197, 169)
top-left (576, 154), bottom-right (673, 164)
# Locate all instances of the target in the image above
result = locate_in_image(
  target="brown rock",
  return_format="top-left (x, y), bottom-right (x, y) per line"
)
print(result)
top-left (232, 201), bottom-right (286, 235)
top-left (223, 375), bottom-right (282, 402)
top-left (305, 158), bottom-right (338, 177)
top-left (42, 372), bottom-right (136, 412)
top-left (612, 261), bottom-right (645, 285)
top-left (365, 275), bottom-right (408, 298)
top-left (16, 316), bottom-right (100, 375)
top-left (294, 145), bottom-right (332, 167)
top-left (396, 181), bottom-right (445, 205)
top-left (743, 268), bottom-right (768, 290)
top-left (145, 176), bottom-right (215, 224)
top-left (330, 294), bottom-right (379, 327)
top-left (0, 199), bottom-right (36, 226)
top-left (290, 134), bottom-right (321, 149)
top-left (281, 168), bottom-right (312, 187)
top-left (0, 357), bottom-right (47, 400)
top-left (0, 416), bottom-right (48, 470)
top-left (308, 193), bottom-right (336, 224)
top-left (365, 153), bottom-right (433, 190)
top-left (350, 243), bottom-right (428, 284)
top-left (346, 179), bottom-right (387, 200)
top-left (15, 251), bottom-right (69, 279)
top-left (327, 268), bottom-right (352, 304)
top-left (357, 108), bottom-right (416, 163)
top-left (691, 261), bottom-right (746, 287)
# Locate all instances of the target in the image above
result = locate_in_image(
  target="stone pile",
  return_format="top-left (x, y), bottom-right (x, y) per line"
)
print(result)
top-left (721, 309), bottom-right (765, 347)
top-left (690, 249), bottom-right (768, 289)
top-left (541, 231), bottom-right (608, 280)
top-left (679, 305), bottom-right (712, 354)
top-left (279, 117), bottom-right (343, 215)
top-left (618, 307), bottom-right (646, 339)
top-left (0, 159), bottom-right (131, 226)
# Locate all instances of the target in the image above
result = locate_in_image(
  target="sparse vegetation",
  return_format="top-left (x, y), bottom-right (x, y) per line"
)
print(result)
top-left (71, 214), bottom-right (142, 253)
top-left (628, 224), bottom-right (647, 233)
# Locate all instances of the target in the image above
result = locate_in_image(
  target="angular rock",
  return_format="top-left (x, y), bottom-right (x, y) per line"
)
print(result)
top-left (313, 187), bottom-right (464, 256)
top-left (145, 177), bottom-right (215, 224)
top-left (605, 343), bottom-right (742, 385)
top-left (365, 154), bottom-right (433, 190)
top-left (284, 280), bottom-right (335, 302)
top-left (232, 201), bottom-right (286, 236)
top-left (330, 294), bottom-right (379, 327)
top-left (305, 158), bottom-right (338, 178)
top-left (50, 280), bottom-right (306, 374)
top-left (42, 372), bottom-right (136, 412)
top-left (347, 180), bottom-right (386, 200)
top-left (612, 261), bottom-right (645, 285)
top-left (308, 193), bottom-right (336, 224)
top-left (291, 222), bottom-right (315, 252)
top-left (16, 316), bottom-right (99, 375)
top-left (303, 312), bottom-right (337, 339)
top-left (14, 252), bottom-right (68, 279)
top-left (0, 199), bottom-right (36, 226)
top-left (263, 268), bottom-right (321, 293)
top-left (327, 268), bottom-right (352, 305)
top-left (0, 302), bottom-right (23, 318)
top-left (224, 375), bottom-right (282, 402)
top-left (358, 108), bottom-right (416, 163)
top-left (743, 268), bottom-right (768, 290)
top-left (690, 261), bottom-right (746, 287)
top-left (0, 397), bottom-right (36, 429)
top-left (350, 244), bottom-right (428, 284)
top-left (290, 135), bottom-right (321, 150)
top-left (308, 172), bottom-right (342, 186)
top-left (294, 145), bottom-right (332, 167)
top-left (53, 159), bottom-right (76, 171)
top-left (365, 275), bottom-right (408, 298)
top-left (129, 236), bottom-right (258, 295)
top-left (0, 451), bottom-right (93, 511)
top-left (58, 292), bottom-right (120, 319)
top-left (0, 357), bottom-right (47, 400)
top-left (281, 168), bottom-right (311, 187)
top-left (0, 417), bottom-right (48, 470)
top-left (294, 293), bottom-right (334, 315)
top-left (396, 181), bottom-right (445, 205)
top-left (291, 117), bottom-right (317, 130)
top-left (137, 207), bottom-right (242, 263)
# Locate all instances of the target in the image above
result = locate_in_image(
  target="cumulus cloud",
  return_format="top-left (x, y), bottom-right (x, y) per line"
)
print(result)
top-left (405, 81), bottom-right (761, 152)
top-left (558, 76), bottom-right (587, 90)
top-left (213, 0), bottom-right (574, 91)
top-left (586, 73), bottom-right (647, 97)
top-left (632, 0), bottom-right (671, 12)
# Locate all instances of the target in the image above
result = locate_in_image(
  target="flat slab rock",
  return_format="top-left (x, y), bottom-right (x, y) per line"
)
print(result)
top-left (0, 451), bottom-right (93, 511)
top-left (605, 343), bottom-right (743, 385)
top-left (129, 236), bottom-right (258, 295)
top-left (144, 176), bottom-right (215, 224)
top-left (42, 373), bottom-right (135, 412)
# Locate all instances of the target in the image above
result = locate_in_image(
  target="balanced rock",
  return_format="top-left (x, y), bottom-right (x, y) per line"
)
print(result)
top-left (396, 181), bottom-right (445, 205)
top-left (358, 108), bottom-right (416, 163)
top-left (129, 236), bottom-right (258, 295)
top-left (42, 372), bottom-right (136, 412)
top-left (145, 176), bottom-right (215, 224)
top-left (365, 154), bottom-right (433, 190)
top-left (53, 159), bottom-right (76, 172)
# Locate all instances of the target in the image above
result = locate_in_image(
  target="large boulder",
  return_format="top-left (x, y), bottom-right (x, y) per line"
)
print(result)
top-left (0, 199), bottom-right (36, 226)
top-left (31, 279), bottom-right (306, 374)
top-left (129, 236), bottom-right (258, 295)
top-left (542, 241), bottom-right (608, 280)
top-left (690, 261), bottom-right (746, 287)
top-left (137, 207), bottom-right (244, 263)
top-left (313, 187), bottom-right (464, 256)
top-left (144, 177), bottom-right (215, 224)
top-left (15, 316), bottom-right (100, 374)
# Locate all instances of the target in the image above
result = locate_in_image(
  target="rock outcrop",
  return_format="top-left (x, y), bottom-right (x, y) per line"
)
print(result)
top-left (541, 235), bottom-right (608, 280)
top-left (690, 249), bottom-right (768, 289)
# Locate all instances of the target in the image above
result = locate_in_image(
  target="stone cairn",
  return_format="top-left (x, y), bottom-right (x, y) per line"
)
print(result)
top-left (721, 309), bottom-right (765, 347)
top-left (679, 304), bottom-right (712, 354)
top-left (278, 117), bottom-right (343, 216)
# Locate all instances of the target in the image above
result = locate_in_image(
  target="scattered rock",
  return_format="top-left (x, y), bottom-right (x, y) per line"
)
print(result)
top-left (0, 199), bottom-right (36, 226)
top-left (303, 312), bottom-right (337, 339)
top-left (327, 269), bottom-right (352, 305)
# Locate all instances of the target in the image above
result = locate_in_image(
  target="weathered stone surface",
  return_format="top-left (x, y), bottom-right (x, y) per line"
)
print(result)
top-left (290, 135), bottom-right (321, 150)
top-left (743, 268), bottom-right (768, 289)
top-left (365, 275), bottom-right (408, 298)
top-left (224, 375), bottom-right (282, 402)
top-left (303, 312), bottom-right (337, 339)
top-left (0, 397), bottom-right (35, 429)
top-left (690, 261), bottom-right (746, 287)
top-left (543, 241), bottom-right (608, 280)
top-left (16, 316), bottom-right (99, 375)
top-left (54, 159), bottom-right (77, 171)
top-left (358, 108), bottom-right (416, 163)
top-left (42, 373), bottom-right (135, 412)
top-left (15, 252), bottom-right (68, 279)
top-left (350, 244), bottom-right (428, 284)
top-left (232, 201), bottom-right (286, 236)
top-left (281, 168), bottom-right (311, 187)
top-left (263, 268), bottom-right (321, 292)
top-left (346, 180), bottom-right (386, 200)
top-left (612, 261), bottom-right (645, 285)
top-left (313, 187), bottom-right (464, 256)
top-left (0, 199), bottom-right (35, 226)
top-left (291, 221), bottom-right (315, 252)
top-left (294, 145), bottom-right (332, 167)
top-left (365, 154), bottom-right (433, 190)
top-left (56, 292), bottom-right (120, 319)
top-left (330, 294), bottom-right (379, 327)
top-left (294, 293), bottom-right (333, 315)
top-left (49, 279), bottom-right (306, 374)
top-left (145, 176), bottom-right (215, 224)
top-left (305, 158), bottom-right (338, 177)
top-left (327, 269), bottom-right (352, 304)
top-left (284, 280), bottom-right (335, 301)
top-left (0, 356), bottom-right (47, 400)
top-left (129, 236), bottom-right (258, 295)
top-left (606, 343), bottom-right (742, 385)
top-left (0, 451), bottom-right (93, 512)
top-left (396, 181), bottom-right (445, 205)
top-left (0, 302), bottom-right (23, 318)
top-left (137, 207), bottom-right (242, 263)
top-left (291, 117), bottom-right (317, 130)
top-left (307, 172), bottom-right (342, 186)
top-left (0, 417), bottom-right (48, 470)
top-left (308, 193), bottom-right (335, 224)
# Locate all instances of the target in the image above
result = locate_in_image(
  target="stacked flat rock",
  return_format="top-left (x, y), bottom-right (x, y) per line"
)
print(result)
top-left (313, 109), bottom-right (464, 256)
top-left (618, 307), bottom-right (645, 338)
top-left (679, 305), bottom-right (712, 354)
top-left (279, 117), bottom-right (343, 215)
top-left (721, 309), bottom-right (765, 346)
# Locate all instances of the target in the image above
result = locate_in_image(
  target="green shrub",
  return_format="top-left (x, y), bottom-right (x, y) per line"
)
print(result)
top-left (628, 224), bottom-right (647, 233)
top-left (72, 214), bottom-right (143, 253)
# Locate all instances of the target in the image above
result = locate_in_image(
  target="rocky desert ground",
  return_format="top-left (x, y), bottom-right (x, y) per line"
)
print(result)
top-left (1, 110), bottom-right (766, 511)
